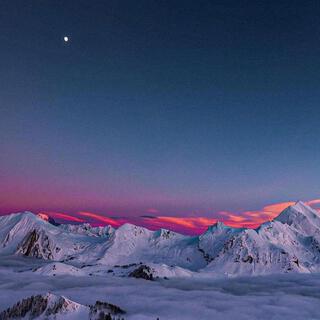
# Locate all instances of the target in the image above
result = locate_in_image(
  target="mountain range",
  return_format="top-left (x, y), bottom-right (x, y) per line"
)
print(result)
top-left (1, 201), bottom-right (320, 278)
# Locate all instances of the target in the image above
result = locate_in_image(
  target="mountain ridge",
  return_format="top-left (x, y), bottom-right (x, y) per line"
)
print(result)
top-left (0, 292), bottom-right (126, 320)
top-left (0, 201), bottom-right (319, 277)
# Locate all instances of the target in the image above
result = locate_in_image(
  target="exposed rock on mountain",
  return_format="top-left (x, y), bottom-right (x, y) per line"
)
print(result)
top-left (0, 293), bottom-right (126, 320)
top-left (129, 265), bottom-right (154, 281)
top-left (17, 229), bottom-right (53, 260)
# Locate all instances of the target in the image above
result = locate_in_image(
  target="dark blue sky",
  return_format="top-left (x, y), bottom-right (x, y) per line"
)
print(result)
top-left (1, 0), bottom-right (320, 216)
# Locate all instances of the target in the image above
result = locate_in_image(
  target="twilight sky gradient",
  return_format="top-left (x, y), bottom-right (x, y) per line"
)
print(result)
top-left (1, 1), bottom-right (320, 230)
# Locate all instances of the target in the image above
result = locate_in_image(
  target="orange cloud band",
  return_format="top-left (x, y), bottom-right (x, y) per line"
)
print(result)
top-left (40, 211), bottom-right (85, 223)
top-left (39, 198), bottom-right (320, 235)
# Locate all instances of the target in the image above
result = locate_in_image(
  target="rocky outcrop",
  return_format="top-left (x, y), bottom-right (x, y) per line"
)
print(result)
top-left (89, 301), bottom-right (126, 320)
top-left (0, 294), bottom-right (47, 319)
top-left (0, 294), bottom-right (79, 319)
top-left (129, 265), bottom-right (154, 281)
top-left (16, 229), bottom-right (54, 260)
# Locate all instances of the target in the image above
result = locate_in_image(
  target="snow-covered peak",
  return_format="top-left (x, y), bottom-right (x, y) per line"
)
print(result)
top-left (291, 200), bottom-right (319, 214)
top-left (2, 211), bottom-right (59, 230)
top-left (115, 223), bottom-right (152, 237)
top-left (45, 292), bottom-right (84, 313)
top-left (206, 221), bottom-right (234, 232)
top-left (0, 211), bottom-right (37, 224)
top-left (0, 211), bottom-right (53, 250)
top-left (198, 221), bottom-right (244, 264)
top-left (0, 293), bottom-right (126, 319)
top-left (0, 293), bottom-right (88, 319)
top-left (274, 201), bottom-right (320, 232)
top-left (210, 221), bottom-right (227, 230)
top-left (278, 201), bottom-right (318, 218)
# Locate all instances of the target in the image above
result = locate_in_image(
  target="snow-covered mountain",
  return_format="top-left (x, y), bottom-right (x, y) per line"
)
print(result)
top-left (1, 201), bottom-right (320, 278)
top-left (0, 293), bottom-right (126, 319)
top-left (200, 201), bottom-right (320, 276)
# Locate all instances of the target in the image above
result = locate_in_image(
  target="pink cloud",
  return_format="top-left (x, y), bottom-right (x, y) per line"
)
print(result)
top-left (38, 198), bottom-right (320, 235)
top-left (77, 211), bottom-right (123, 227)
top-left (40, 211), bottom-right (85, 223)
top-left (307, 199), bottom-right (320, 206)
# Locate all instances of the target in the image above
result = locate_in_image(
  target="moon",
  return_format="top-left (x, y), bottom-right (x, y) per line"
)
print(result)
top-left (63, 36), bottom-right (69, 42)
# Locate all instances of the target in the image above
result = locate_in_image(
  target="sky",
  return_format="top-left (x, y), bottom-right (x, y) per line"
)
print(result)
top-left (38, 199), bottom-right (320, 235)
top-left (1, 1), bottom-right (320, 232)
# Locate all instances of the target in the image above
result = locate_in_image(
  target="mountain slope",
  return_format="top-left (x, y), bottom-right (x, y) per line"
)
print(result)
top-left (97, 223), bottom-right (206, 270)
top-left (0, 293), bottom-right (126, 320)
top-left (0, 213), bottom-right (108, 263)
top-left (201, 202), bottom-right (320, 276)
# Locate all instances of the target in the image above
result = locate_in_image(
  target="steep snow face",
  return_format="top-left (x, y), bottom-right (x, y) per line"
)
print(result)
top-left (0, 293), bottom-right (126, 320)
top-left (0, 213), bottom-right (55, 255)
top-left (275, 201), bottom-right (320, 233)
top-left (203, 228), bottom-right (308, 276)
top-left (198, 222), bottom-right (244, 262)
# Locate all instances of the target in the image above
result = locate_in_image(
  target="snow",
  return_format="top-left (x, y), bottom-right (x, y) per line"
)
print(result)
top-left (39, 293), bottom-right (88, 320)
top-left (1, 202), bottom-right (320, 318)
top-left (32, 262), bottom-right (86, 276)
top-left (1, 202), bottom-right (320, 277)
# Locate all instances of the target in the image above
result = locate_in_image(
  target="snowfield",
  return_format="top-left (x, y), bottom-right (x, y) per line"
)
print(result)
top-left (1, 201), bottom-right (320, 319)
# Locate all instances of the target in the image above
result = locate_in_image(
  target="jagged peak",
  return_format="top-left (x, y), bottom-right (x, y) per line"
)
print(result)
top-left (60, 223), bottom-right (114, 237)
top-left (0, 292), bottom-right (82, 320)
top-left (274, 200), bottom-right (320, 228)
top-left (292, 200), bottom-right (314, 211)
top-left (154, 228), bottom-right (181, 239)
top-left (206, 221), bottom-right (233, 232)
top-left (0, 293), bottom-right (126, 320)
top-left (44, 292), bottom-right (77, 305)
top-left (278, 201), bottom-right (316, 217)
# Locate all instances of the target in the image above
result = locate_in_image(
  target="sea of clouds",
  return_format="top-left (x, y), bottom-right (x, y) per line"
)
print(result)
top-left (0, 256), bottom-right (320, 320)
